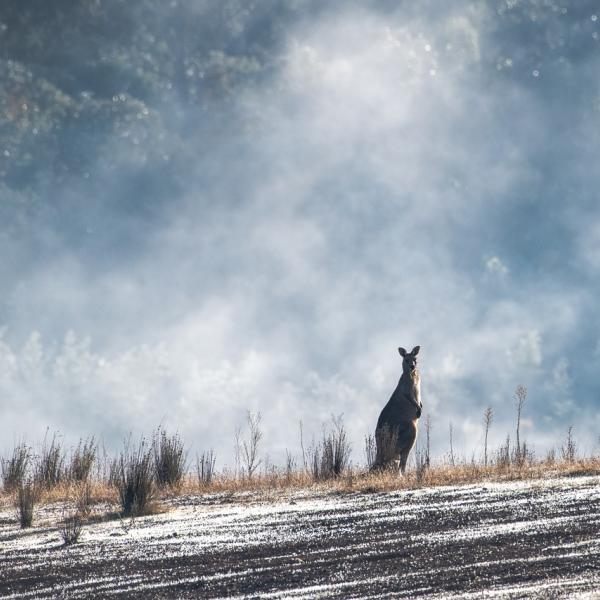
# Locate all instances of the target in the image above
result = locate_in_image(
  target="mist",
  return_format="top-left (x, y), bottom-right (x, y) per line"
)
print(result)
top-left (1, 0), bottom-right (600, 465)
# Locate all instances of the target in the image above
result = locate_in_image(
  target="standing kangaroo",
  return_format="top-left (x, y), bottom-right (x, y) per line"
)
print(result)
top-left (375, 346), bottom-right (422, 474)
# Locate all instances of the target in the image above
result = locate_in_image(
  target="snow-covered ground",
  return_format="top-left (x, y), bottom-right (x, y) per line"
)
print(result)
top-left (1, 475), bottom-right (600, 598)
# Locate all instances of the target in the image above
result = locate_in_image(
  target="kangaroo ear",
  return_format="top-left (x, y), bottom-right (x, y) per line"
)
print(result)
top-left (398, 347), bottom-right (407, 357)
top-left (411, 346), bottom-right (421, 356)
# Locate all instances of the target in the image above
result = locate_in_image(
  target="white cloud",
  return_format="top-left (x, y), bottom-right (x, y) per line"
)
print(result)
top-left (440, 353), bottom-right (463, 378)
top-left (484, 256), bottom-right (509, 278)
top-left (546, 358), bottom-right (574, 418)
top-left (509, 330), bottom-right (543, 368)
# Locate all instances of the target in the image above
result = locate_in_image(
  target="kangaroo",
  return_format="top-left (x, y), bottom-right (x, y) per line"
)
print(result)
top-left (375, 346), bottom-right (422, 474)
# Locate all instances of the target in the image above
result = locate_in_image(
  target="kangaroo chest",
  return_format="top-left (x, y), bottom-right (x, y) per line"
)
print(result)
top-left (393, 372), bottom-right (420, 403)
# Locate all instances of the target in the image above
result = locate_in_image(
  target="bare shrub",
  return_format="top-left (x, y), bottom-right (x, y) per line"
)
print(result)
top-left (323, 425), bottom-right (349, 476)
top-left (285, 450), bottom-right (296, 483)
top-left (364, 434), bottom-right (376, 471)
top-left (35, 431), bottom-right (66, 489)
top-left (196, 450), bottom-right (216, 487)
top-left (113, 437), bottom-right (154, 517)
top-left (2, 442), bottom-right (30, 492)
top-left (496, 435), bottom-right (511, 470)
top-left (310, 416), bottom-right (351, 481)
top-left (546, 447), bottom-right (556, 465)
top-left (60, 511), bottom-right (83, 545)
top-left (515, 441), bottom-right (534, 466)
top-left (561, 426), bottom-right (577, 463)
top-left (308, 442), bottom-right (321, 480)
top-left (68, 437), bottom-right (96, 482)
top-left (241, 412), bottom-right (263, 480)
top-left (153, 429), bottom-right (186, 488)
top-left (15, 479), bottom-right (38, 528)
top-left (108, 457), bottom-right (119, 488)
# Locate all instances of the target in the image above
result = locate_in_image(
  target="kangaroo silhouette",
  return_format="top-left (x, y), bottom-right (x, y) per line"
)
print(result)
top-left (375, 346), bottom-right (422, 474)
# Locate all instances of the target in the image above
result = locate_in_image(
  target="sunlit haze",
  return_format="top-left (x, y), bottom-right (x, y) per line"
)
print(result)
top-left (1, 1), bottom-right (599, 465)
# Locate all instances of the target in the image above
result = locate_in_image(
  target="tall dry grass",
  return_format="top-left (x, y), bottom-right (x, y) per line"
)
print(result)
top-left (15, 479), bottom-right (38, 528)
top-left (153, 429), bottom-right (186, 489)
top-left (68, 437), bottom-right (97, 483)
top-left (113, 437), bottom-right (155, 516)
top-left (1, 442), bottom-right (30, 492)
top-left (175, 454), bottom-right (600, 496)
top-left (35, 431), bottom-right (66, 489)
top-left (196, 450), bottom-right (216, 487)
top-left (1, 453), bottom-right (598, 510)
top-left (1, 408), bottom-right (599, 513)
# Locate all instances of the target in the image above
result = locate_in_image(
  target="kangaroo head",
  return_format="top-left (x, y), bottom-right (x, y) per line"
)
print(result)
top-left (398, 346), bottom-right (420, 373)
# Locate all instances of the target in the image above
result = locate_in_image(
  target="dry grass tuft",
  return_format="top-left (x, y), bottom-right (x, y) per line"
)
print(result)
top-left (35, 431), bottom-right (66, 489)
top-left (153, 429), bottom-right (186, 489)
top-left (113, 437), bottom-right (155, 517)
top-left (60, 511), bottom-right (83, 545)
top-left (196, 450), bottom-right (216, 487)
top-left (308, 416), bottom-right (352, 481)
top-left (1, 442), bottom-right (30, 492)
top-left (15, 479), bottom-right (39, 528)
top-left (68, 437), bottom-right (97, 483)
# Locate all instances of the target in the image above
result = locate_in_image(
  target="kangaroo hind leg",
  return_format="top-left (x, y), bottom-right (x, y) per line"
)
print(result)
top-left (399, 450), bottom-right (410, 475)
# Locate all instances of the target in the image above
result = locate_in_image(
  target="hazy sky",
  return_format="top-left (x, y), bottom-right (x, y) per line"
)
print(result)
top-left (1, 1), bottom-right (600, 466)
